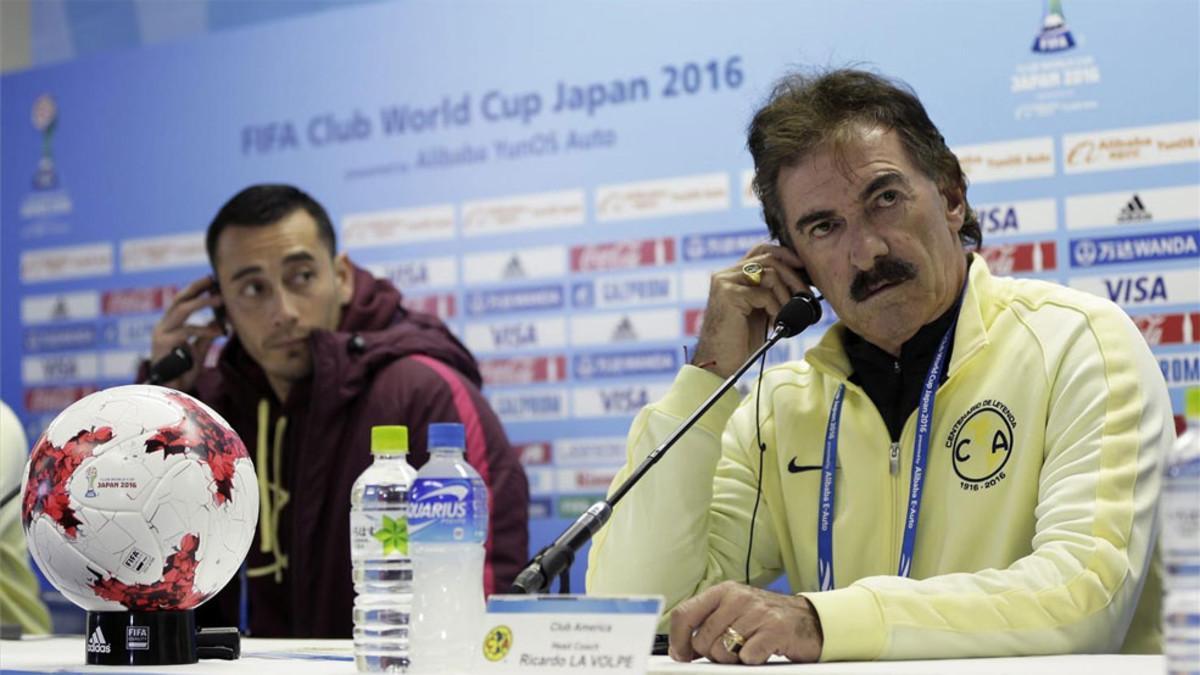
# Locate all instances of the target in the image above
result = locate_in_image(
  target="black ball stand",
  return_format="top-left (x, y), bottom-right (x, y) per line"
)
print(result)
top-left (84, 610), bottom-right (240, 666)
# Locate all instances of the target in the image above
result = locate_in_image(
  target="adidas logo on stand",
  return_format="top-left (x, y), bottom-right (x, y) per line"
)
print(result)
top-left (1117, 194), bottom-right (1152, 223)
top-left (86, 625), bottom-right (112, 654)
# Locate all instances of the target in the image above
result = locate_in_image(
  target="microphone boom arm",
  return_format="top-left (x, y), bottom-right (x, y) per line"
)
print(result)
top-left (509, 310), bottom-right (809, 594)
top-left (607, 327), bottom-right (788, 509)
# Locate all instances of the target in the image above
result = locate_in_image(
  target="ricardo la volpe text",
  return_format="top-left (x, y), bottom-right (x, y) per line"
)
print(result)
top-left (241, 55), bottom-right (745, 154)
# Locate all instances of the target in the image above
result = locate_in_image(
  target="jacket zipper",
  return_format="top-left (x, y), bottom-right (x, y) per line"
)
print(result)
top-left (889, 358), bottom-right (902, 571)
top-left (888, 440), bottom-right (899, 573)
top-left (834, 379), bottom-right (905, 578)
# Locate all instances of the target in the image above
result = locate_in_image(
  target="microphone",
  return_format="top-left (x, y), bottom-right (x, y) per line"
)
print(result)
top-left (772, 292), bottom-right (823, 338)
top-left (147, 346), bottom-right (194, 385)
top-left (510, 293), bottom-right (822, 594)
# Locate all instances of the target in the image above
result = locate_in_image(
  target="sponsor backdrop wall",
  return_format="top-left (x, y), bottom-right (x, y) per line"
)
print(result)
top-left (3, 0), bottom-right (1199, 604)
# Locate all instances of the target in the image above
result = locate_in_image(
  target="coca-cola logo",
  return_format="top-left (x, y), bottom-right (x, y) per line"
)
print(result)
top-left (571, 238), bottom-right (674, 272)
top-left (575, 243), bottom-right (642, 270)
top-left (103, 286), bottom-right (175, 315)
top-left (402, 293), bottom-right (456, 319)
top-left (573, 470), bottom-right (617, 489)
top-left (24, 385), bottom-right (99, 413)
top-left (516, 442), bottom-right (552, 465)
top-left (981, 245), bottom-right (1019, 275)
top-left (479, 355), bottom-right (564, 386)
top-left (979, 241), bottom-right (1055, 274)
top-left (1135, 315), bottom-right (1168, 345)
top-left (481, 358), bottom-right (537, 385)
top-left (1132, 313), bottom-right (1193, 347)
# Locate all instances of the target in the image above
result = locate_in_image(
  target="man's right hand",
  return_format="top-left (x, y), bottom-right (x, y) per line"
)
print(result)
top-left (148, 275), bottom-right (225, 391)
top-left (690, 244), bottom-right (811, 378)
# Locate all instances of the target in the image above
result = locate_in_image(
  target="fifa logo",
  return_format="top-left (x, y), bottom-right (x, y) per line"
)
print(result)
top-left (85, 466), bottom-right (98, 498)
top-left (1032, 0), bottom-right (1076, 53)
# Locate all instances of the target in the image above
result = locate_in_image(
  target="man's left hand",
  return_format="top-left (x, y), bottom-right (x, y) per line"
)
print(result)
top-left (668, 581), bottom-right (823, 665)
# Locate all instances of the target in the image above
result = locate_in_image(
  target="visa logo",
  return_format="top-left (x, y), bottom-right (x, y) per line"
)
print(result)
top-left (600, 387), bottom-right (649, 414)
top-left (978, 206), bottom-right (1020, 234)
top-left (44, 357), bottom-right (78, 379)
top-left (389, 263), bottom-right (428, 286)
top-left (1104, 276), bottom-right (1167, 304)
top-left (490, 323), bottom-right (537, 348)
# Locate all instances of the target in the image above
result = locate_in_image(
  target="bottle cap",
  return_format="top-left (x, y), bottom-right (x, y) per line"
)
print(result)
top-left (428, 423), bottom-right (465, 450)
top-left (1187, 387), bottom-right (1200, 421)
top-left (371, 426), bottom-right (409, 455)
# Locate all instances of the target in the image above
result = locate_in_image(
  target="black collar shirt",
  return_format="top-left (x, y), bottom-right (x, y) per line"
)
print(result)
top-left (843, 298), bottom-right (960, 443)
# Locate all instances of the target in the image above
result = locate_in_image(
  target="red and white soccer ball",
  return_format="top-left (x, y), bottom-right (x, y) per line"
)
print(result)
top-left (21, 385), bottom-right (258, 612)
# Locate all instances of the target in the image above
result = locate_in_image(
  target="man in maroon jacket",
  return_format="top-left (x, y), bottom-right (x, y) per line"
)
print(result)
top-left (144, 184), bottom-right (529, 637)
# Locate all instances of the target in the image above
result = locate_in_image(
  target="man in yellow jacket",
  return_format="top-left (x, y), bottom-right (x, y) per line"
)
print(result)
top-left (1, 400), bottom-right (52, 635)
top-left (586, 69), bottom-right (1172, 664)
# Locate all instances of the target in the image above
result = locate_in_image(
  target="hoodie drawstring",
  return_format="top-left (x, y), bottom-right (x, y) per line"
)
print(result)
top-left (247, 398), bottom-right (290, 583)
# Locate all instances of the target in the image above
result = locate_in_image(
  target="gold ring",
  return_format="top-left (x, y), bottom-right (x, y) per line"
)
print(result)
top-left (721, 625), bottom-right (746, 654)
top-left (741, 262), bottom-right (764, 286)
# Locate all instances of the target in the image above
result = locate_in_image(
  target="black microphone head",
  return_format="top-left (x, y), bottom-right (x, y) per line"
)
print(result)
top-left (774, 293), bottom-right (822, 338)
top-left (148, 345), bottom-right (194, 385)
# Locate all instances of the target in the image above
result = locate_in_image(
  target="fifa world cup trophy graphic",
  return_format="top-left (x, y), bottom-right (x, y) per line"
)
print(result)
top-left (32, 94), bottom-right (58, 190)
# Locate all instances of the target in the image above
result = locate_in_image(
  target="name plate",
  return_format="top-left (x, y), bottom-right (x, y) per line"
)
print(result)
top-left (479, 595), bottom-right (663, 674)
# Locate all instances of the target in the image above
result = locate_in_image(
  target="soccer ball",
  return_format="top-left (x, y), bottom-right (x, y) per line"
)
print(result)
top-left (21, 385), bottom-right (258, 612)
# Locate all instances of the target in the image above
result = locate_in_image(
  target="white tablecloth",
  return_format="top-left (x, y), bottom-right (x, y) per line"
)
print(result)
top-left (0, 636), bottom-right (1166, 674)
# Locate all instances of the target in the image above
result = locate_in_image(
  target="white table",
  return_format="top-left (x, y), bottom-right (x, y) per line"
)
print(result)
top-left (0, 636), bottom-right (1165, 674)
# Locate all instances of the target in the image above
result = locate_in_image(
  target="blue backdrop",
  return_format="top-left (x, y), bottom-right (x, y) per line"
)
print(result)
top-left (3, 0), bottom-right (1198, 616)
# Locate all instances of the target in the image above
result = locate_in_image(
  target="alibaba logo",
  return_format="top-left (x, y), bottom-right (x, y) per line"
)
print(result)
top-left (1066, 140), bottom-right (1097, 165)
top-left (597, 189), bottom-right (665, 214)
top-left (463, 205), bottom-right (527, 227)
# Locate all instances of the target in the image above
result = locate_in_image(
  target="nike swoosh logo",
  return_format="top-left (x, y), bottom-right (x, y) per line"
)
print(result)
top-left (787, 458), bottom-right (822, 474)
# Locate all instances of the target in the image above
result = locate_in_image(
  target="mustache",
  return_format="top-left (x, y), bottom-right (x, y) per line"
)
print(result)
top-left (850, 258), bottom-right (917, 302)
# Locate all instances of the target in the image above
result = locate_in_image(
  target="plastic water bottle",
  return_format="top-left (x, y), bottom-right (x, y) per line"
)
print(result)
top-left (408, 423), bottom-right (488, 675)
top-left (351, 426), bottom-right (418, 673)
top-left (1163, 388), bottom-right (1200, 674)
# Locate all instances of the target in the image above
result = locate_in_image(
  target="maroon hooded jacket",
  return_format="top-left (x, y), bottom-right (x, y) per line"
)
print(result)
top-left (170, 266), bottom-right (528, 637)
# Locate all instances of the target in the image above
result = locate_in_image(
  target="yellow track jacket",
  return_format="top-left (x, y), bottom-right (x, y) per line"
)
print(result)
top-left (587, 258), bottom-right (1172, 661)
